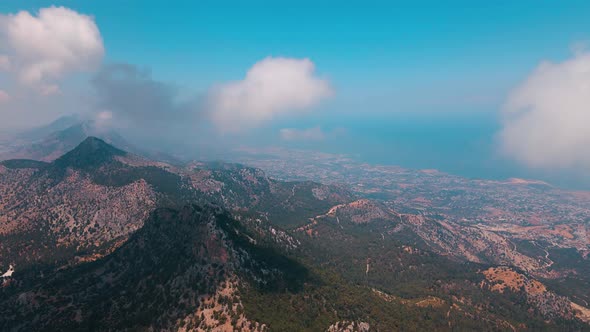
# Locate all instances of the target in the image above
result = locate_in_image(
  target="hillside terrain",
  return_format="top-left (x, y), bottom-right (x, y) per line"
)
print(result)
top-left (237, 148), bottom-right (590, 307)
top-left (0, 138), bottom-right (589, 330)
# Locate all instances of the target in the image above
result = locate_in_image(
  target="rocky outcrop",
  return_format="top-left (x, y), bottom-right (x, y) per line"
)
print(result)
top-left (481, 266), bottom-right (588, 322)
top-left (325, 199), bottom-right (396, 224)
top-left (0, 205), bottom-right (276, 331)
top-left (327, 321), bottom-right (370, 332)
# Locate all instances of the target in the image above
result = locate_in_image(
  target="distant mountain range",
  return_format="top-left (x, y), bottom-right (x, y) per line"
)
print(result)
top-left (0, 116), bottom-right (182, 165)
top-left (16, 114), bottom-right (82, 141)
top-left (2, 117), bottom-right (131, 161)
top-left (0, 136), bottom-right (589, 330)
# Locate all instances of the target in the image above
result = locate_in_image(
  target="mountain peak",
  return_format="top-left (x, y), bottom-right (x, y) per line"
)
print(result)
top-left (78, 136), bottom-right (121, 150)
top-left (53, 136), bottom-right (127, 169)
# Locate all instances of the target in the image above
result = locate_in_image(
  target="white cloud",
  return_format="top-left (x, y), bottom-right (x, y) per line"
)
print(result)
top-left (498, 51), bottom-right (590, 170)
top-left (96, 110), bottom-right (113, 121)
top-left (0, 6), bottom-right (104, 87)
top-left (0, 55), bottom-right (10, 70)
top-left (209, 57), bottom-right (333, 132)
top-left (280, 127), bottom-right (326, 141)
top-left (39, 84), bottom-right (60, 96)
top-left (0, 90), bottom-right (10, 102)
top-left (92, 110), bottom-right (114, 131)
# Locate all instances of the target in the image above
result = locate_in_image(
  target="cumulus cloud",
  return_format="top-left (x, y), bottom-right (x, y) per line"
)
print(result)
top-left (209, 57), bottom-right (333, 132)
top-left (0, 6), bottom-right (103, 88)
top-left (280, 127), bottom-right (326, 141)
top-left (498, 51), bottom-right (590, 170)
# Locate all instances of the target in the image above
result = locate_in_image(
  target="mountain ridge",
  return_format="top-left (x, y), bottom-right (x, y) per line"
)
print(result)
top-left (1, 136), bottom-right (589, 330)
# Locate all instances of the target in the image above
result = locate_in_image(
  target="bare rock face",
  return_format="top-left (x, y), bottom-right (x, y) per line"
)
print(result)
top-left (327, 321), bottom-right (370, 332)
top-left (1, 171), bottom-right (157, 265)
top-left (395, 214), bottom-right (547, 272)
top-left (482, 266), bottom-right (546, 295)
top-left (180, 278), bottom-right (267, 332)
top-left (481, 266), bottom-right (589, 322)
top-left (302, 198), bottom-right (555, 276)
top-left (0, 138), bottom-right (160, 269)
top-left (326, 199), bottom-right (396, 224)
top-left (0, 205), bottom-right (300, 331)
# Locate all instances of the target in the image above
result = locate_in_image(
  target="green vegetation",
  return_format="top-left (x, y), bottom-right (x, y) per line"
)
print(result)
top-left (2, 138), bottom-right (588, 331)
top-left (0, 159), bottom-right (49, 169)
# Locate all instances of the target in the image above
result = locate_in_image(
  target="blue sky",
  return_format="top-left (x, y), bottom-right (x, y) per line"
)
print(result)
top-left (1, 1), bottom-right (589, 188)
top-left (2, 1), bottom-right (587, 91)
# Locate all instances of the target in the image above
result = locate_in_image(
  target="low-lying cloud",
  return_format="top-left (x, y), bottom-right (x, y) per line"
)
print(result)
top-left (91, 63), bottom-right (199, 127)
top-left (499, 51), bottom-right (590, 170)
top-left (280, 127), bottom-right (326, 141)
top-left (279, 126), bottom-right (347, 142)
top-left (209, 57), bottom-right (333, 133)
